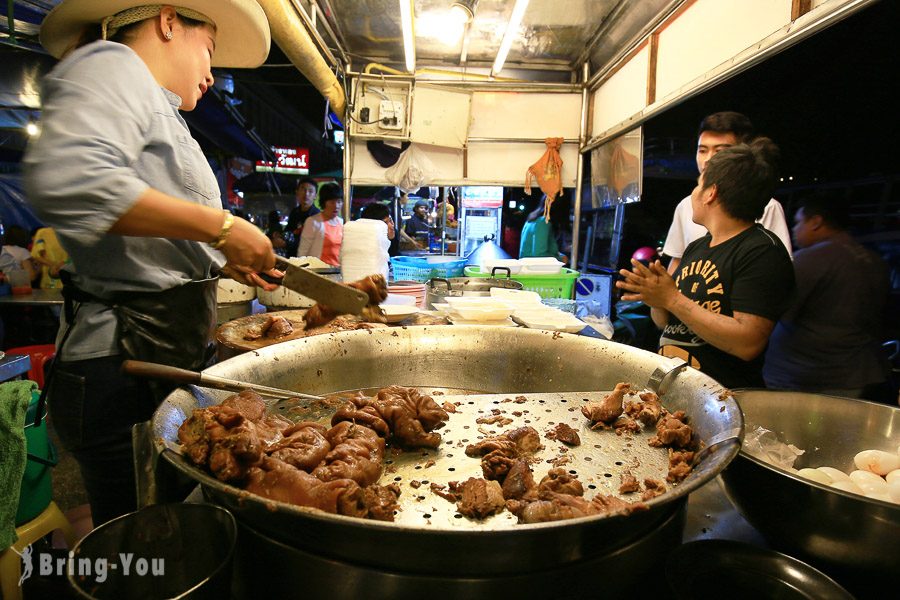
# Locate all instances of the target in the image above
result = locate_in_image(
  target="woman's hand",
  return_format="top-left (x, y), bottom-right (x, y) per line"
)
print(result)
top-left (220, 218), bottom-right (277, 272)
top-left (221, 263), bottom-right (283, 291)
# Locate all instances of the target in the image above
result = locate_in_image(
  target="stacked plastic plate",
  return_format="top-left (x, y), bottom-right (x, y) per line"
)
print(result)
top-left (387, 281), bottom-right (427, 308)
top-left (489, 288), bottom-right (585, 333)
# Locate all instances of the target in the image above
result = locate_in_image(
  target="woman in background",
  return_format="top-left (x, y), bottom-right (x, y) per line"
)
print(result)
top-left (298, 182), bottom-right (343, 265)
top-left (519, 195), bottom-right (566, 261)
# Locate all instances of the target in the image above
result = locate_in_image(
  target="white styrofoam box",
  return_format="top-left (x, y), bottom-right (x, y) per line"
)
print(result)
top-left (519, 257), bottom-right (564, 274)
top-left (490, 288), bottom-right (543, 307)
top-left (482, 258), bottom-right (523, 275)
top-left (514, 308), bottom-right (585, 333)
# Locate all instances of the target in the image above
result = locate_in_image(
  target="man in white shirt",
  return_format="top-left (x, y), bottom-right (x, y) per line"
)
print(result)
top-left (662, 112), bottom-right (792, 274)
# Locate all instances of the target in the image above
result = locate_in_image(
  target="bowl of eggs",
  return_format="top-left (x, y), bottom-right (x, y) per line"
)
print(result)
top-left (720, 389), bottom-right (900, 581)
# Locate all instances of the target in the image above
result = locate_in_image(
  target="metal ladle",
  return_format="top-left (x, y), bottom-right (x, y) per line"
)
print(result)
top-left (122, 359), bottom-right (323, 401)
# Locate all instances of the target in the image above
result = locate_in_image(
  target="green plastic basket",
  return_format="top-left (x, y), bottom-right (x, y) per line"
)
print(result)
top-left (464, 266), bottom-right (579, 299)
top-left (17, 388), bottom-right (55, 525)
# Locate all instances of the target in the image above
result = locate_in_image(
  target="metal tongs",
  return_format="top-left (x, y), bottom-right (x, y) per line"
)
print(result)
top-left (259, 256), bottom-right (369, 316)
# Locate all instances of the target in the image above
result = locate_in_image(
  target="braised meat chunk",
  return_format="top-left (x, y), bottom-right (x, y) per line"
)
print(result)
top-left (245, 457), bottom-right (368, 518)
top-left (177, 391), bottom-right (270, 483)
top-left (304, 274), bottom-right (389, 329)
top-left (582, 382), bottom-right (630, 427)
top-left (453, 478), bottom-right (506, 519)
top-left (267, 421), bottom-right (331, 471)
top-left (649, 410), bottom-right (694, 449)
top-left (244, 315), bottom-right (294, 340)
top-left (546, 423), bottom-right (581, 446)
top-left (332, 386), bottom-right (450, 448)
top-left (313, 421), bottom-right (385, 487)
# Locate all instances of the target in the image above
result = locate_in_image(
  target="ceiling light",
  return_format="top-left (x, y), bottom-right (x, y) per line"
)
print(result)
top-left (399, 0), bottom-right (416, 73)
top-left (491, 0), bottom-right (529, 76)
top-left (25, 120), bottom-right (39, 136)
top-left (450, 0), bottom-right (477, 23)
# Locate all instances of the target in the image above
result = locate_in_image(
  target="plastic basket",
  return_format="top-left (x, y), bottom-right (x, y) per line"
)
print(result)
top-left (464, 266), bottom-right (579, 299)
top-left (391, 256), bottom-right (467, 282)
top-left (17, 388), bottom-right (55, 525)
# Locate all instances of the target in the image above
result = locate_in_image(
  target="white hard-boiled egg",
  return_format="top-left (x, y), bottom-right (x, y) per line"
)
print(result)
top-left (854, 449), bottom-right (900, 476)
top-left (797, 468), bottom-right (832, 485)
top-left (886, 469), bottom-right (900, 485)
top-left (889, 478), bottom-right (900, 503)
top-left (817, 466), bottom-right (851, 482)
top-left (849, 470), bottom-right (889, 495)
top-left (829, 480), bottom-right (865, 496)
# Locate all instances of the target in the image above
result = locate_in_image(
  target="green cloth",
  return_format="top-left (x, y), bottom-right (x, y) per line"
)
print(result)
top-left (519, 218), bottom-right (559, 259)
top-left (0, 380), bottom-right (37, 548)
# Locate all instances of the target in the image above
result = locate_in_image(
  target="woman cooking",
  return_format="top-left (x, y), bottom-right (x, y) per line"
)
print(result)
top-left (22, 0), bottom-right (277, 526)
top-left (298, 182), bottom-right (344, 266)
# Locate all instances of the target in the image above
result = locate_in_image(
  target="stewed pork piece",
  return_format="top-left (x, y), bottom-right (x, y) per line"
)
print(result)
top-left (453, 478), bottom-right (506, 519)
top-left (243, 314), bottom-right (294, 340)
top-left (245, 457), bottom-right (368, 518)
top-left (332, 386), bottom-right (450, 448)
top-left (266, 421), bottom-right (331, 471)
top-left (465, 426), bottom-right (543, 457)
top-left (649, 410), bottom-right (694, 449)
top-left (304, 274), bottom-right (389, 329)
top-left (177, 390), bottom-right (272, 483)
top-left (581, 382), bottom-right (630, 427)
top-left (313, 421), bottom-right (386, 487)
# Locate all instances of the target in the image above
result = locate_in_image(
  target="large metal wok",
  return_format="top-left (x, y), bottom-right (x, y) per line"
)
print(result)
top-left (720, 389), bottom-right (900, 581)
top-left (152, 326), bottom-right (743, 575)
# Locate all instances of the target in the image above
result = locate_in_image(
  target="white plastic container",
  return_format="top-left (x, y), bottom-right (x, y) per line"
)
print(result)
top-left (519, 257), bottom-right (564, 274)
top-left (481, 258), bottom-right (523, 275)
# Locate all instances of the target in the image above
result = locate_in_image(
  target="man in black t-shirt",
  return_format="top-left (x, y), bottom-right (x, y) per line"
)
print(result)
top-left (617, 138), bottom-right (794, 388)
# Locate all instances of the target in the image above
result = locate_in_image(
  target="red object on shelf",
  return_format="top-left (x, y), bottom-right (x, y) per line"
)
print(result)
top-left (6, 344), bottom-right (57, 389)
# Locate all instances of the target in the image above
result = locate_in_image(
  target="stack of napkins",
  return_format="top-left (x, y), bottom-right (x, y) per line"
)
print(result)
top-left (341, 219), bottom-right (390, 282)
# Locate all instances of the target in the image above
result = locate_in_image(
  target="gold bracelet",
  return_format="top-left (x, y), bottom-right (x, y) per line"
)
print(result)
top-left (210, 211), bottom-right (235, 249)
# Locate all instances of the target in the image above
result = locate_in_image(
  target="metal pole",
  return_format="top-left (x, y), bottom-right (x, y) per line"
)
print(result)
top-left (342, 68), bottom-right (352, 222)
top-left (570, 61), bottom-right (590, 271)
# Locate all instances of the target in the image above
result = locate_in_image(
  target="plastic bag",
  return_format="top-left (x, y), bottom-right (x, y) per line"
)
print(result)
top-left (743, 425), bottom-right (805, 471)
top-left (524, 137), bottom-right (564, 221)
top-left (385, 143), bottom-right (436, 194)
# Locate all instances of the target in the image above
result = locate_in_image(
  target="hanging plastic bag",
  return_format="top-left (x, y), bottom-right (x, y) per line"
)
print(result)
top-left (385, 143), bottom-right (436, 194)
top-left (524, 137), bottom-right (564, 221)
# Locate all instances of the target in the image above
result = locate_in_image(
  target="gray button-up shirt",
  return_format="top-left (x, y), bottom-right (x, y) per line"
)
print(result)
top-left (23, 41), bottom-right (225, 360)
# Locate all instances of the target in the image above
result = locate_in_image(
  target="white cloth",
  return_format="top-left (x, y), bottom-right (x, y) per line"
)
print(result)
top-left (340, 220), bottom-right (390, 282)
top-left (662, 196), bottom-right (793, 259)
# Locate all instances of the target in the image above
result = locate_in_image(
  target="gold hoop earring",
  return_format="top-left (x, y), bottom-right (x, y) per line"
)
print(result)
top-left (164, 30), bottom-right (173, 40)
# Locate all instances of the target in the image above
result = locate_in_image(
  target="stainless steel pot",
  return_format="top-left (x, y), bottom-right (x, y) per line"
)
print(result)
top-left (152, 327), bottom-right (742, 575)
top-left (425, 275), bottom-right (523, 309)
top-left (720, 389), bottom-right (900, 580)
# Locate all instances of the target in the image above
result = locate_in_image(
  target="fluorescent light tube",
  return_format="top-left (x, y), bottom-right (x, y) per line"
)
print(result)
top-left (492, 0), bottom-right (529, 76)
top-left (400, 0), bottom-right (416, 73)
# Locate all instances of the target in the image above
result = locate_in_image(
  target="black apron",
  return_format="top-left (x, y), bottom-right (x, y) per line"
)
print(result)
top-left (59, 273), bottom-right (217, 370)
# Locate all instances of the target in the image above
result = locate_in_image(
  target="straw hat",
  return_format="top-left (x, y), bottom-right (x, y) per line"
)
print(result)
top-left (39, 0), bottom-right (271, 68)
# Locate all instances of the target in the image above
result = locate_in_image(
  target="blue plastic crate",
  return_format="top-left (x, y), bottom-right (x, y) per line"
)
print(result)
top-left (391, 256), bottom-right (467, 282)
